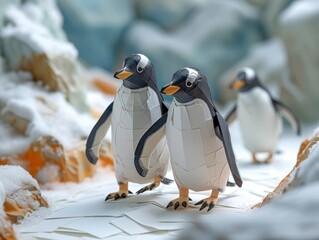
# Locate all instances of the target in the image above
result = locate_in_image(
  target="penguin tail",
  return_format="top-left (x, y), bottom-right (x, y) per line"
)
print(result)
top-left (161, 178), bottom-right (174, 185)
top-left (226, 181), bottom-right (236, 187)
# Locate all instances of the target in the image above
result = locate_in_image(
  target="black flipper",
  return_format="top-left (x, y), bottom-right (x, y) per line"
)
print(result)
top-left (214, 111), bottom-right (243, 187)
top-left (134, 113), bottom-right (168, 177)
top-left (86, 102), bottom-right (113, 165)
top-left (226, 181), bottom-right (236, 187)
top-left (225, 104), bottom-right (237, 125)
top-left (271, 98), bottom-right (301, 135)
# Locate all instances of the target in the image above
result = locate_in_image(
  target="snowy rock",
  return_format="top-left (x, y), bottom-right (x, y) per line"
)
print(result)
top-left (0, 72), bottom-right (93, 155)
top-left (57, 0), bottom-right (134, 70)
top-left (0, 166), bottom-right (48, 224)
top-left (219, 38), bottom-right (287, 103)
top-left (0, 0), bottom-right (20, 27)
top-left (134, 0), bottom-right (203, 30)
top-left (278, 0), bottom-right (319, 122)
top-left (0, 72), bottom-right (110, 183)
top-left (20, 0), bottom-right (66, 40)
top-left (0, 4), bottom-right (86, 111)
top-left (0, 166), bottom-right (39, 196)
top-left (290, 132), bottom-right (319, 188)
top-left (124, 0), bottom-right (261, 97)
top-left (0, 182), bottom-right (16, 240)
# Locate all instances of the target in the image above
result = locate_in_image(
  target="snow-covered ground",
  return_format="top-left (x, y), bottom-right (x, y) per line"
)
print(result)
top-left (13, 124), bottom-right (307, 240)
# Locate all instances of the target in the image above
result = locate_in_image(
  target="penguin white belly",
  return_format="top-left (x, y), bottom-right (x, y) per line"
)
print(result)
top-left (111, 86), bottom-right (169, 184)
top-left (237, 88), bottom-right (282, 153)
top-left (166, 99), bottom-right (230, 192)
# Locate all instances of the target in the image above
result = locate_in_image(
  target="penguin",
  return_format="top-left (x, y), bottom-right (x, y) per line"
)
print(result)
top-left (86, 54), bottom-right (171, 201)
top-left (226, 67), bottom-right (301, 164)
top-left (134, 67), bottom-right (242, 212)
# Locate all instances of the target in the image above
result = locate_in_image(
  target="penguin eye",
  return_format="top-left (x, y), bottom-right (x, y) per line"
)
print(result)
top-left (137, 66), bottom-right (143, 73)
top-left (185, 80), bottom-right (193, 88)
top-left (238, 72), bottom-right (246, 80)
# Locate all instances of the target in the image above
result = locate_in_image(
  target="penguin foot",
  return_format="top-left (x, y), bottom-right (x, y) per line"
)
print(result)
top-left (105, 190), bottom-right (133, 201)
top-left (136, 182), bottom-right (160, 195)
top-left (252, 153), bottom-right (273, 164)
top-left (166, 197), bottom-right (189, 210)
top-left (105, 183), bottom-right (132, 201)
top-left (195, 190), bottom-right (219, 212)
top-left (166, 187), bottom-right (189, 210)
top-left (136, 176), bottom-right (162, 195)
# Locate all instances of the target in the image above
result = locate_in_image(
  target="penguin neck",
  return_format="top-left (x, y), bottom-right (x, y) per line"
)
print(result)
top-left (173, 86), bottom-right (216, 116)
top-left (174, 91), bottom-right (194, 103)
top-left (121, 84), bottom-right (149, 93)
top-left (238, 79), bottom-right (264, 93)
top-left (123, 80), bottom-right (147, 89)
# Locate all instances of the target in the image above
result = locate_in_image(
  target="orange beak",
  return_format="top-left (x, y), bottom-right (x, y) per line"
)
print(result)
top-left (230, 80), bottom-right (246, 90)
top-left (114, 69), bottom-right (133, 80)
top-left (161, 84), bottom-right (181, 95)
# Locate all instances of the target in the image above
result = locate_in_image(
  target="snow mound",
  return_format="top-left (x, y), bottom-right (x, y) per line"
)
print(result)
top-left (0, 165), bottom-right (38, 196)
top-left (1, 5), bottom-right (77, 59)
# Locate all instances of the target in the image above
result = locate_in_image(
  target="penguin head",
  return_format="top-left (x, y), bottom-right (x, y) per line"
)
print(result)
top-left (114, 54), bottom-right (155, 89)
top-left (161, 67), bottom-right (212, 103)
top-left (230, 68), bottom-right (260, 92)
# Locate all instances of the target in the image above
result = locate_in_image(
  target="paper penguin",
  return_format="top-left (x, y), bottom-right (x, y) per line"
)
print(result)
top-left (135, 67), bottom-right (242, 212)
top-left (226, 68), bottom-right (301, 164)
top-left (86, 54), bottom-right (171, 201)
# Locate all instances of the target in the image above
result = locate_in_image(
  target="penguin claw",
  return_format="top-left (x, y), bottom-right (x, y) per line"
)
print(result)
top-left (166, 197), bottom-right (189, 210)
top-left (105, 191), bottom-right (129, 201)
top-left (105, 194), bottom-right (112, 201)
top-left (136, 186), bottom-right (148, 195)
top-left (121, 193), bottom-right (127, 198)
top-left (207, 202), bottom-right (215, 212)
top-left (182, 201), bottom-right (187, 208)
top-left (195, 200), bottom-right (204, 206)
top-left (136, 182), bottom-right (160, 195)
top-left (196, 196), bottom-right (218, 212)
top-left (174, 202), bottom-right (180, 210)
top-left (166, 201), bottom-right (174, 209)
top-left (199, 201), bottom-right (208, 211)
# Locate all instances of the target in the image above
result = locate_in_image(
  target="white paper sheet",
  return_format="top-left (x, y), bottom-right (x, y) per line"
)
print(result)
top-left (63, 217), bottom-right (122, 238)
top-left (111, 216), bottom-right (156, 235)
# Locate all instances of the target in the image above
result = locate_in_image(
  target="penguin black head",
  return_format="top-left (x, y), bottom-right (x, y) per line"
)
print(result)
top-left (114, 54), bottom-right (156, 89)
top-left (229, 68), bottom-right (261, 92)
top-left (161, 67), bottom-right (213, 104)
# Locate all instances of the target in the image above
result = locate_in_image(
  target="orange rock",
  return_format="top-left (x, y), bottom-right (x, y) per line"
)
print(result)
top-left (0, 136), bottom-right (114, 184)
top-left (4, 185), bottom-right (48, 224)
top-left (0, 214), bottom-right (16, 240)
top-left (19, 53), bottom-right (87, 111)
top-left (91, 78), bottom-right (118, 96)
top-left (255, 134), bottom-right (319, 208)
top-left (20, 54), bottom-right (61, 92)
top-left (98, 141), bottom-right (114, 169)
